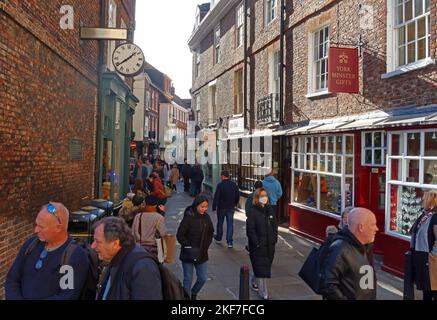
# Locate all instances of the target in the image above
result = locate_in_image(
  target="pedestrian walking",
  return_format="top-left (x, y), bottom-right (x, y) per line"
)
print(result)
top-left (320, 207), bottom-right (378, 300)
top-left (132, 195), bottom-right (167, 259)
top-left (176, 195), bottom-right (214, 300)
top-left (93, 217), bottom-right (162, 300)
top-left (190, 164), bottom-right (204, 197)
top-left (262, 169), bottom-right (283, 216)
top-left (5, 202), bottom-right (90, 300)
top-left (119, 194), bottom-right (145, 228)
top-left (246, 188), bottom-right (278, 300)
top-left (212, 170), bottom-right (240, 248)
top-left (244, 180), bottom-right (263, 253)
top-left (133, 178), bottom-right (146, 198)
top-left (149, 172), bottom-right (167, 205)
top-left (169, 164), bottom-right (180, 192)
top-left (409, 191), bottom-right (437, 300)
top-left (181, 159), bottom-right (192, 193)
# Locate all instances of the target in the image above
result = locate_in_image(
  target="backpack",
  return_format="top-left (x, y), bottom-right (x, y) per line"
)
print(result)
top-left (156, 262), bottom-right (190, 300)
top-left (24, 237), bottom-right (100, 300)
top-left (298, 233), bottom-right (336, 294)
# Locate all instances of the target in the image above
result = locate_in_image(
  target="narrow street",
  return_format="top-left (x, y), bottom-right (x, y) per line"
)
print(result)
top-left (164, 182), bottom-right (408, 300)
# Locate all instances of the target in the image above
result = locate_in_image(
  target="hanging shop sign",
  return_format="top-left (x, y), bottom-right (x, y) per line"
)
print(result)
top-left (328, 47), bottom-right (359, 94)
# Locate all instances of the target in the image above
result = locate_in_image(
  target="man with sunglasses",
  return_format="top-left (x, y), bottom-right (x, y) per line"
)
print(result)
top-left (5, 202), bottom-right (90, 300)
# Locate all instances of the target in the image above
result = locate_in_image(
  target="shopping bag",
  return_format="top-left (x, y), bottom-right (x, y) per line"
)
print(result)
top-left (163, 234), bottom-right (177, 264)
top-left (429, 253), bottom-right (437, 291)
top-left (165, 186), bottom-right (173, 197)
top-left (156, 237), bottom-right (165, 263)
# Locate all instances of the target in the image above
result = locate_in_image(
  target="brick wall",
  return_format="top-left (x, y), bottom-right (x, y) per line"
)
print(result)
top-left (286, 0), bottom-right (437, 124)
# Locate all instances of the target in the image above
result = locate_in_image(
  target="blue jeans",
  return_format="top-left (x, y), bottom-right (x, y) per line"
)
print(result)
top-left (215, 209), bottom-right (235, 244)
top-left (182, 261), bottom-right (208, 295)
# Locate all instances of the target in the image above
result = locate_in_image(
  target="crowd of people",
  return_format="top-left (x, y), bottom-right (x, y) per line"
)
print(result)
top-left (3, 158), bottom-right (437, 300)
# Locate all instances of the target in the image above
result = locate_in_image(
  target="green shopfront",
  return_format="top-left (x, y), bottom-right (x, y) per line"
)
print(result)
top-left (98, 72), bottom-right (138, 205)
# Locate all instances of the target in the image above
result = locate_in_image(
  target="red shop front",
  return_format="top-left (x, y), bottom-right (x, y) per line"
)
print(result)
top-left (288, 113), bottom-right (437, 277)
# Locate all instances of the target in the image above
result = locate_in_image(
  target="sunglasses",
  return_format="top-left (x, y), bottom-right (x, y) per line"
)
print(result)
top-left (35, 249), bottom-right (48, 270)
top-left (47, 203), bottom-right (61, 224)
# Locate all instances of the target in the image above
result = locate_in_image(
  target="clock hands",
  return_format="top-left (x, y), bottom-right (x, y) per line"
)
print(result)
top-left (116, 51), bottom-right (139, 67)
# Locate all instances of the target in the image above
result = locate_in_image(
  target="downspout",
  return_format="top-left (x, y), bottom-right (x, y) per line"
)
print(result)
top-left (243, 0), bottom-right (248, 132)
top-left (279, 0), bottom-right (285, 127)
top-left (94, 0), bottom-right (107, 198)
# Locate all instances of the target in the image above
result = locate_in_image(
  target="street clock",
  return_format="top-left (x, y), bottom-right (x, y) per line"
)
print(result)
top-left (112, 43), bottom-right (145, 76)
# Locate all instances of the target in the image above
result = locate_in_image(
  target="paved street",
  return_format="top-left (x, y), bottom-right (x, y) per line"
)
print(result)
top-left (164, 182), bottom-right (410, 300)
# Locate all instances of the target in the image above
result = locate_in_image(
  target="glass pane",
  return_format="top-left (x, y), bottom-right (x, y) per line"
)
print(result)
top-left (293, 138), bottom-right (298, 152)
top-left (335, 156), bottom-right (341, 174)
top-left (321, 74), bottom-right (326, 89)
top-left (407, 132), bottom-right (420, 156)
top-left (102, 139), bottom-right (113, 200)
top-left (425, 131), bottom-right (437, 156)
top-left (415, 0), bottom-right (423, 17)
top-left (299, 154), bottom-right (305, 169)
top-left (389, 185), bottom-right (423, 235)
top-left (321, 137), bottom-right (327, 153)
top-left (405, 0), bottom-right (412, 21)
top-left (398, 45), bottom-right (406, 66)
top-left (313, 155), bottom-right (318, 171)
top-left (306, 155), bottom-right (311, 170)
top-left (406, 159), bottom-right (420, 182)
top-left (407, 21), bottom-right (416, 42)
top-left (345, 177), bottom-right (354, 208)
top-left (346, 136), bottom-right (354, 154)
top-left (418, 38), bottom-right (426, 60)
top-left (320, 175), bottom-right (342, 215)
top-left (328, 136), bottom-right (334, 153)
top-left (293, 154), bottom-right (298, 168)
top-left (313, 137), bottom-right (319, 153)
top-left (374, 149), bottom-right (382, 165)
top-left (424, 160), bottom-right (437, 185)
top-left (408, 42), bottom-right (416, 63)
top-left (378, 175), bottom-right (386, 209)
top-left (293, 172), bottom-right (317, 208)
top-left (425, 0), bottom-right (430, 11)
top-left (327, 156), bottom-right (334, 172)
top-left (316, 76), bottom-right (320, 91)
top-left (374, 132), bottom-right (382, 147)
top-left (391, 159), bottom-right (402, 181)
top-left (336, 136), bottom-right (342, 154)
top-left (365, 132), bottom-right (372, 147)
top-left (365, 149), bottom-right (372, 164)
top-left (397, 4), bottom-right (404, 25)
top-left (398, 26), bottom-right (406, 45)
top-left (320, 155), bottom-right (326, 172)
top-left (306, 137), bottom-right (312, 153)
top-left (418, 17), bottom-right (426, 38)
top-left (346, 157), bottom-right (353, 174)
top-left (391, 134), bottom-right (403, 155)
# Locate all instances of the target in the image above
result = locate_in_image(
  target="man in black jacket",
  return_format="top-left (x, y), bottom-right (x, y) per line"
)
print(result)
top-left (320, 207), bottom-right (378, 300)
top-left (181, 159), bottom-right (192, 193)
top-left (212, 170), bottom-right (240, 248)
top-left (92, 217), bottom-right (162, 300)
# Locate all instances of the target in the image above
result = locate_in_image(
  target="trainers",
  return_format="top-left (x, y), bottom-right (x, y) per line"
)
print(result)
top-left (227, 243), bottom-right (233, 248)
top-left (213, 236), bottom-right (221, 244)
top-left (251, 283), bottom-right (259, 291)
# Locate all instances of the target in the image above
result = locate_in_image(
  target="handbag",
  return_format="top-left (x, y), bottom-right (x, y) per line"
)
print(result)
top-left (163, 234), bottom-right (177, 264)
top-left (180, 221), bottom-right (206, 263)
top-left (429, 252), bottom-right (437, 291)
top-left (298, 247), bottom-right (322, 294)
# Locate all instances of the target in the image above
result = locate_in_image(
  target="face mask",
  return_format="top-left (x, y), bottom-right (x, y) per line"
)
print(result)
top-left (259, 196), bottom-right (268, 205)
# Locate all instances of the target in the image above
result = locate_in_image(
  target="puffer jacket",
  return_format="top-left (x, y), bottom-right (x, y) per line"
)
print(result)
top-left (320, 227), bottom-right (377, 300)
top-left (176, 206), bottom-right (214, 264)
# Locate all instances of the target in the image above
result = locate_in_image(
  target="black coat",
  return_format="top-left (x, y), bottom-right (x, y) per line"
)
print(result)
top-left (212, 179), bottom-right (240, 211)
top-left (96, 244), bottom-right (162, 300)
top-left (247, 205), bottom-right (278, 278)
top-left (181, 164), bottom-right (192, 178)
top-left (320, 228), bottom-right (376, 300)
top-left (410, 208), bottom-right (437, 291)
top-left (191, 166), bottom-right (204, 184)
top-left (177, 206), bottom-right (214, 264)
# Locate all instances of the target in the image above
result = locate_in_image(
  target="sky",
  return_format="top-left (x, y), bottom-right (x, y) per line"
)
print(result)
top-left (135, 0), bottom-right (206, 99)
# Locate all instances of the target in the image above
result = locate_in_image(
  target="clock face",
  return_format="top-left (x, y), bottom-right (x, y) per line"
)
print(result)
top-left (112, 43), bottom-right (145, 76)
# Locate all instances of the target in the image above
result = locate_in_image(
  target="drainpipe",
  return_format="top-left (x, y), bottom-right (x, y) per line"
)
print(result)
top-left (94, 0), bottom-right (107, 198)
top-left (279, 0), bottom-right (285, 127)
top-left (243, 0), bottom-right (248, 131)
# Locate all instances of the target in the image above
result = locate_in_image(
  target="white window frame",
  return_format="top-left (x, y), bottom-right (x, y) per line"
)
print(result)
top-left (386, 0), bottom-right (432, 75)
top-left (361, 131), bottom-right (387, 167)
top-left (236, 2), bottom-right (244, 48)
top-left (265, 0), bottom-right (277, 25)
top-left (291, 134), bottom-right (355, 219)
top-left (234, 69), bottom-right (243, 114)
top-left (386, 129), bottom-right (437, 240)
top-left (268, 45), bottom-right (280, 94)
top-left (214, 25), bottom-right (221, 64)
top-left (107, 0), bottom-right (117, 71)
top-left (308, 25), bottom-right (330, 95)
top-left (209, 84), bottom-right (217, 124)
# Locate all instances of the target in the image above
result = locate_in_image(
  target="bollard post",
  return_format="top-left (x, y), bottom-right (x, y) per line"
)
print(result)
top-left (239, 265), bottom-right (250, 300)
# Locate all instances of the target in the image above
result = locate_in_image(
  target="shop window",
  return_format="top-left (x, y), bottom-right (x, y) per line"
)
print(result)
top-left (386, 130), bottom-right (437, 238)
top-left (291, 134), bottom-right (354, 216)
top-left (101, 139), bottom-right (113, 200)
top-left (362, 131), bottom-right (387, 166)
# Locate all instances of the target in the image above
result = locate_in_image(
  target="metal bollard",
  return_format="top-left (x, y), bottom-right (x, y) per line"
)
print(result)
top-left (239, 265), bottom-right (250, 300)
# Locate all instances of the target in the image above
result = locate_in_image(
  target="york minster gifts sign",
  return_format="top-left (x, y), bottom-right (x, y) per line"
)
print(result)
top-left (328, 47), bottom-right (359, 94)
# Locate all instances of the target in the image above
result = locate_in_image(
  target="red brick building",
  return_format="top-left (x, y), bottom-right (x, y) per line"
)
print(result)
top-left (0, 0), bottom-right (137, 298)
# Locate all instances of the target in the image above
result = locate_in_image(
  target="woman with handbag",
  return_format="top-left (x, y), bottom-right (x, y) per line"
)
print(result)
top-left (132, 195), bottom-right (166, 259)
top-left (247, 188), bottom-right (278, 300)
top-left (410, 191), bottom-right (437, 300)
top-left (176, 194), bottom-right (214, 300)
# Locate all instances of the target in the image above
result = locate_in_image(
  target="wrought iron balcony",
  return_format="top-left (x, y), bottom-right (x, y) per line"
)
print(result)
top-left (256, 93), bottom-right (280, 125)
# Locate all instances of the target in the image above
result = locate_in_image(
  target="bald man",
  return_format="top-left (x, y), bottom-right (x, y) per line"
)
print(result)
top-left (320, 207), bottom-right (378, 300)
top-left (5, 202), bottom-right (89, 300)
